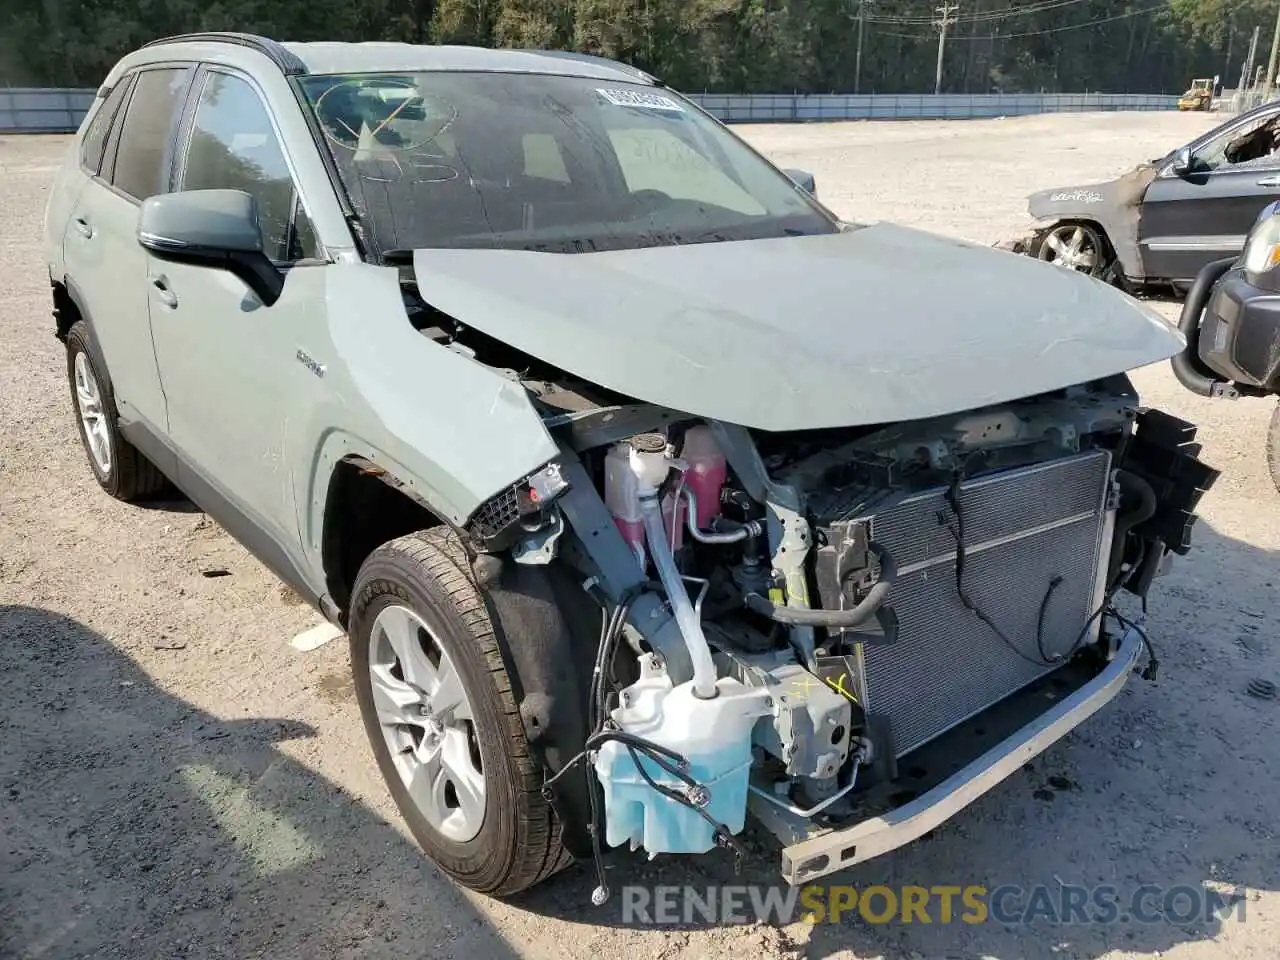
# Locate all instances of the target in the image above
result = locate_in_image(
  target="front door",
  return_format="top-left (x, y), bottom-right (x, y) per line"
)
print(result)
top-left (1140, 107), bottom-right (1280, 282)
top-left (146, 67), bottom-right (329, 560)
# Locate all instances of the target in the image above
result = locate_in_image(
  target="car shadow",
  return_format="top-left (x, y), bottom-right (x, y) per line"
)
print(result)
top-left (0, 604), bottom-right (524, 960)
top-left (513, 517), bottom-right (1279, 958)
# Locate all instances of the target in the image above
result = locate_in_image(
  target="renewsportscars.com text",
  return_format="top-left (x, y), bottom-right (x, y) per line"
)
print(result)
top-left (620, 883), bottom-right (1248, 927)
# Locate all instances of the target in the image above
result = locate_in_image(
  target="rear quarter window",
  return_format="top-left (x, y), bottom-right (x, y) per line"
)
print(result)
top-left (79, 79), bottom-right (133, 176)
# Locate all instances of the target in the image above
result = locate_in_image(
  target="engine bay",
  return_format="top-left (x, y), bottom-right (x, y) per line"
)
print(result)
top-left (460, 367), bottom-right (1219, 895)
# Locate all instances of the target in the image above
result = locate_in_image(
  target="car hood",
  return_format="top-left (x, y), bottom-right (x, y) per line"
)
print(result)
top-left (411, 223), bottom-right (1183, 431)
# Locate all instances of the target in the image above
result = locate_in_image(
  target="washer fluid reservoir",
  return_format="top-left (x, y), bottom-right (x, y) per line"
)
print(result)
top-left (594, 655), bottom-right (771, 855)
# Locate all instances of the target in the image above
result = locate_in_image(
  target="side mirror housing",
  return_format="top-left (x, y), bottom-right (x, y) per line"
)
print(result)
top-left (138, 189), bottom-right (283, 306)
top-left (1170, 147), bottom-right (1193, 176)
top-left (783, 167), bottom-right (817, 195)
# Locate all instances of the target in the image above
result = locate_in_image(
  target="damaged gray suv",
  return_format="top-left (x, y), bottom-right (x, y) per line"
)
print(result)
top-left (44, 33), bottom-right (1219, 900)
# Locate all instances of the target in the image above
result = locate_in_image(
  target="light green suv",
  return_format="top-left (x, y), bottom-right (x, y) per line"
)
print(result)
top-left (45, 32), bottom-right (1218, 902)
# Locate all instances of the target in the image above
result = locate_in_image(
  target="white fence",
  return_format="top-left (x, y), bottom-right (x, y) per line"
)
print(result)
top-left (0, 87), bottom-right (1179, 134)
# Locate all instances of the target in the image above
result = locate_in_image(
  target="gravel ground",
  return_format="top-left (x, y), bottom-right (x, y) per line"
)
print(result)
top-left (2, 111), bottom-right (1277, 960)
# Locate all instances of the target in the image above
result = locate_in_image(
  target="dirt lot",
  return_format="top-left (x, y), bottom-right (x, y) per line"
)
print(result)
top-left (2, 111), bottom-right (1277, 960)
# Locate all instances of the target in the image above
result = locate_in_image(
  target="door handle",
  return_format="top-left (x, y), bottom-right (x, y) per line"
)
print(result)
top-left (72, 216), bottom-right (93, 239)
top-left (1257, 175), bottom-right (1280, 187)
top-left (151, 275), bottom-right (178, 309)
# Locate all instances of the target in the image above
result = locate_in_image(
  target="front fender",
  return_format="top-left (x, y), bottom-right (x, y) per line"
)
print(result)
top-left (293, 264), bottom-right (559, 570)
top-left (1026, 166), bottom-right (1157, 280)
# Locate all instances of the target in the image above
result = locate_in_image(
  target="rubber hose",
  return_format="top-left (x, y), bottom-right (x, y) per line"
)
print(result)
top-left (744, 542), bottom-right (896, 628)
top-left (639, 494), bottom-right (719, 699)
top-left (1172, 256), bottom-right (1237, 397)
top-left (1108, 469), bottom-right (1158, 590)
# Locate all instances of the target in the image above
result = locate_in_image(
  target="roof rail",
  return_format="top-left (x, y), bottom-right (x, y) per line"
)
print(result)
top-left (518, 49), bottom-right (659, 86)
top-left (141, 32), bottom-right (308, 76)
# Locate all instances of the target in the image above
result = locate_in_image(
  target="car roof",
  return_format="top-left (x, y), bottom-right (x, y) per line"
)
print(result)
top-left (132, 32), bottom-right (657, 85)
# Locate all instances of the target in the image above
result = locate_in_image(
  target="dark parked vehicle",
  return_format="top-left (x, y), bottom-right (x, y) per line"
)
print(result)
top-left (1173, 201), bottom-right (1280, 492)
top-left (1017, 101), bottom-right (1280, 288)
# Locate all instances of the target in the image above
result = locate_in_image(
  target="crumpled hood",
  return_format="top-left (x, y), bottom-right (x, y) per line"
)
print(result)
top-left (412, 223), bottom-right (1183, 431)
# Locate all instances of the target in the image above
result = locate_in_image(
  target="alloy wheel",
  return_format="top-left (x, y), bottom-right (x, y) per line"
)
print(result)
top-left (73, 351), bottom-right (112, 476)
top-left (368, 603), bottom-right (486, 842)
top-left (1039, 224), bottom-right (1100, 273)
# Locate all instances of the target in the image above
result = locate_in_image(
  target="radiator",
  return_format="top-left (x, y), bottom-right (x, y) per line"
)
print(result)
top-left (855, 450), bottom-right (1113, 758)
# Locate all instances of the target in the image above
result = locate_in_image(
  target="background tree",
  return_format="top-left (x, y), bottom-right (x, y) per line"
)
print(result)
top-left (0, 0), bottom-right (1263, 95)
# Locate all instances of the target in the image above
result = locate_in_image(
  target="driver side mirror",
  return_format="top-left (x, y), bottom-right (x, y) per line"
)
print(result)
top-left (783, 168), bottom-right (817, 196)
top-left (1171, 147), bottom-right (1193, 176)
top-left (137, 189), bottom-right (283, 306)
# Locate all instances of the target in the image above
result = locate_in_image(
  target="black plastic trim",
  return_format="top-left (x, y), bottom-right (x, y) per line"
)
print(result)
top-left (287, 78), bottom-right (366, 257)
top-left (477, 558), bottom-right (598, 859)
top-left (141, 32), bottom-right (308, 76)
top-left (1198, 270), bottom-right (1280, 392)
top-left (1172, 256), bottom-right (1238, 398)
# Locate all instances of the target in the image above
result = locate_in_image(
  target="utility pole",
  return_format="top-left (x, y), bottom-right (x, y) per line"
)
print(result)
top-left (1224, 25), bottom-right (1234, 91)
top-left (1239, 25), bottom-right (1260, 110)
top-left (935, 2), bottom-right (959, 95)
top-left (1242, 25), bottom-right (1260, 90)
top-left (1262, 1), bottom-right (1280, 103)
top-left (854, 0), bottom-right (874, 95)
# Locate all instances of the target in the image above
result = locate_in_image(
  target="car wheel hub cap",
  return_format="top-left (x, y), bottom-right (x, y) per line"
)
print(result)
top-left (368, 604), bottom-right (485, 842)
top-left (73, 352), bottom-right (112, 475)
top-left (1043, 225), bottom-right (1097, 272)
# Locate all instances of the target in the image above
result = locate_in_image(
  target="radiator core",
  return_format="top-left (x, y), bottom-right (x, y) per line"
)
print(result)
top-left (855, 450), bottom-right (1113, 758)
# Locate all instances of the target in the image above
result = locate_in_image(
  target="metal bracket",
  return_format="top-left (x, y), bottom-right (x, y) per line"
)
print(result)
top-left (512, 510), bottom-right (565, 565)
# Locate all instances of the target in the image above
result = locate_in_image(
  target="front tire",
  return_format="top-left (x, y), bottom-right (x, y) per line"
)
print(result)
top-left (1268, 404), bottom-right (1280, 494)
top-left (64, 321), bottom-right (167, 501)
top-left (349, 528), bottom-right (569, 896)
top-left (1036, 222), bottom-right (1111, 279)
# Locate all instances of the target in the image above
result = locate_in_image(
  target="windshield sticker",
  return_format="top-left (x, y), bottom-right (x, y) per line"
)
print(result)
top-left (596, 88), bottom-right (685, 113)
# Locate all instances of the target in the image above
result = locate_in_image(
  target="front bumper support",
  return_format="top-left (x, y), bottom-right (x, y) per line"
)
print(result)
top-left (769, 626), bottom-right (1143, 884)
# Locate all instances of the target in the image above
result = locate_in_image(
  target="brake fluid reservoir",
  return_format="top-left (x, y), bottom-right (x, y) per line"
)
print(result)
top-left (604, 443), bottom-right (646, 568)
top-left (594, 655), bottom-right (770, 855)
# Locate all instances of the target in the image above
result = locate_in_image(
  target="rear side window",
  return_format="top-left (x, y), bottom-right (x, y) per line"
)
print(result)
top-left (111, 68), bottom-right (191, 201)
top-left (79, 79), bottom-right (132, 175)
top-left (179, 72), bottom-right (319, 262)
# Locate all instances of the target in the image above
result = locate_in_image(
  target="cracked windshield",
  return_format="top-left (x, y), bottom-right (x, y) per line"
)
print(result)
top-left (299, 72), bottom-right (837, 255)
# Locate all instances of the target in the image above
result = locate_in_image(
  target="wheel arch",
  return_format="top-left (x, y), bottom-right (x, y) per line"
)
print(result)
top-left (51, 276), bottom-right (95, 343)
top-left (1034, 217), bottom-right (1132, 284)
top-left (319, 453), bottom-right (457, 620)
top-left (1035, 217), bottom-right (1114, 256)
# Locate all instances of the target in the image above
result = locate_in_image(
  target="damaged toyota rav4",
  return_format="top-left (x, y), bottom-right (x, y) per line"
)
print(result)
top-left (45, 34), bottom-right (1219, 899)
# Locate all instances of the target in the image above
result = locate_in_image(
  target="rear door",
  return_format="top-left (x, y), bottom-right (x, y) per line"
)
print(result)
top-left (62, 64), bottom-right (194, 434)
top-left (44, 81), bottom-right (131, 280)
top-left (147, 65), bottom-right (330, 555)
top-left (1140, 107), bottom-right (1280, 282)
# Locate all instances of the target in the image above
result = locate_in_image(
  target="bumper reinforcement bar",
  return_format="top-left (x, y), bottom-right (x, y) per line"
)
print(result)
top-left (774, 626), bottom-right (1143, 884)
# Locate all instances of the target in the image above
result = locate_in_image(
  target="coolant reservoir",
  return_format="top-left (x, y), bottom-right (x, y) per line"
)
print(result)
top-left (682, 426), bottom-right (727, 529)
top-left (594, 655), bottom-right (770, 855)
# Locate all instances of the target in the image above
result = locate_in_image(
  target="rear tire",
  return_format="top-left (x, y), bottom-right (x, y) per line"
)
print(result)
top-left (348, 528), bottom-right (570, 896)
top-left (1268, 404), bottom-right (1280, 494)
top-left (65, 321), bottom-right (167, 502)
